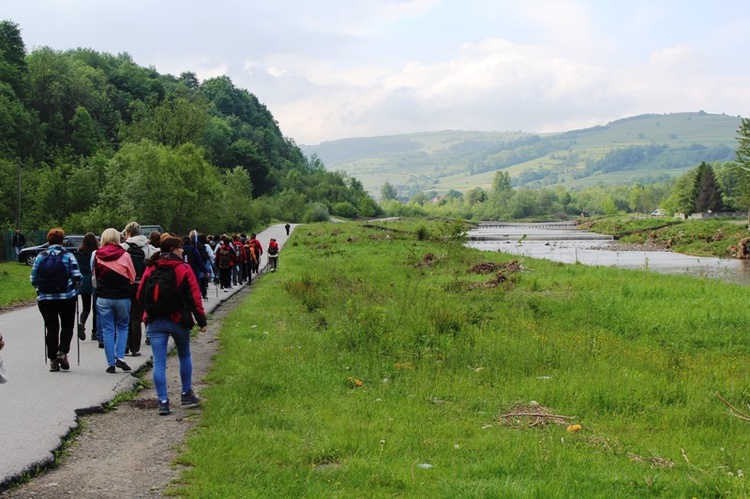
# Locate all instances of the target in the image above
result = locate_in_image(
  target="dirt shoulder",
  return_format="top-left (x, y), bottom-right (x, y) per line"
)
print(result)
top-left (1, 286), bottom-right (250, 499)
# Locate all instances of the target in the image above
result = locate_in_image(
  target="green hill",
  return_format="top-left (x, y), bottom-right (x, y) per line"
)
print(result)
top-left (301, 112), bottom-right (742, 198)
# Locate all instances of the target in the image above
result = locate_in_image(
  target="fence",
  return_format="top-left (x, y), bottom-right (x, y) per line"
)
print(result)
top-left (0, 230), bottom-right (46, 263)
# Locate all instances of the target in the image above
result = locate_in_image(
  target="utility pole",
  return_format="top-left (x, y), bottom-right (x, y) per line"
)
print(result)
top-left (16, 161), bottom-right (21, 229)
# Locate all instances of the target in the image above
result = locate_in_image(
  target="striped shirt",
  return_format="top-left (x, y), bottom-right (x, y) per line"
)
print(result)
top-left (30, 245), bottom-right (82, 301)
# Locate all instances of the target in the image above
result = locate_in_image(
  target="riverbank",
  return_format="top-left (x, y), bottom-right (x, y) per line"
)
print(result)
top-left (578, 215), bottom-right (750, 258)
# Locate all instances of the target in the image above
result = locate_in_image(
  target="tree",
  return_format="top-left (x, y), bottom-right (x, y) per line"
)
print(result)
top-left (380, 181), bottom-right (397, 201)
top-left (0, 21), bottom-right (27, 99)
top-left (735, 117), bottom-right (750, 223)
top-left (491, 170), bottom-right (511, 193)
top-left (693, 162), bottom-right (723, 213)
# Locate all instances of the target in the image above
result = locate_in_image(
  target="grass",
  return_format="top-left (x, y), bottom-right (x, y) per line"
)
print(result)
top-left (0, 261), bottom-right (36, 308)
top-left (172, 219), bottom-right (750, 497)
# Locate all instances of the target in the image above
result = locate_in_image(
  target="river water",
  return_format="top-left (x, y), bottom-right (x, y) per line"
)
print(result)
top-left (467, 222), bottom-right (750, 286)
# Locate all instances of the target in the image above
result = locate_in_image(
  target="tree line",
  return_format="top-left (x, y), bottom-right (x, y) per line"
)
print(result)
top-left (379, 148), bottom-right (750, 221)
top-left (0, 20), bottom-right (378, 235)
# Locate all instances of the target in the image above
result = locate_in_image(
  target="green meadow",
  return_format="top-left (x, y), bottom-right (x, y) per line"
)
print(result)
top-left (0, 261), bottom-right (37, 308)
top-left (172, 219), bottom-right (750, 497)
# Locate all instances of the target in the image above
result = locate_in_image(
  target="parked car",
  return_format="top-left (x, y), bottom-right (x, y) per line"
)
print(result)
top-left (17, 235), bottom-right (88, 266)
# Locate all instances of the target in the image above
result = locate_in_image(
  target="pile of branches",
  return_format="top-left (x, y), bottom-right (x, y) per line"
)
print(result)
top-left (498, 401), bottom-right (575, 429)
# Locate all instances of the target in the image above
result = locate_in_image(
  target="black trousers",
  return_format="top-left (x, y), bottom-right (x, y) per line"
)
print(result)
top-left (38, 298), bottom-right (76, 359)
top-left (219, 267), bottom-right (232, 288)
top-left (128, 284), bottom-right (144, 353)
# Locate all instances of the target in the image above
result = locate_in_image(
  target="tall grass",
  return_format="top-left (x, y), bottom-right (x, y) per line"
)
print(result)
top-left (177, 220), bottom-right (750, 497)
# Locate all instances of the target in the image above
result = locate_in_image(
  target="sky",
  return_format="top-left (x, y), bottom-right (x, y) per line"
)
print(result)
top-left (4, 0), bottom-right (750, 145)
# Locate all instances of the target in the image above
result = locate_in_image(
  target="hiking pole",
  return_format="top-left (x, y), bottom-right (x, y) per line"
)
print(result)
top-left (76, 297), bottom-right (80, 366)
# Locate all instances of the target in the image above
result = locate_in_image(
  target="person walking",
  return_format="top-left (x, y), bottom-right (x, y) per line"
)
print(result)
top-left (214, 237), bottom-right (235, 291)
top-left (94, 228), bottom-right (136, 373)
top-left (285, 223), bottom-right (291, 235)
top-left (137, 235), bottom-right (207, 416)
top-left (30, 228), bottom-right (82, 372)
top-left (74, 232), bottom-right (98, 342)
top-left (248, 233), bottom-right (263, 274)
top-left (267, 238), bottom-right (280, 271)
top-left (121, 222), bottom-right (155, 357)
top-left (12, 229), bottom-right (25, 259)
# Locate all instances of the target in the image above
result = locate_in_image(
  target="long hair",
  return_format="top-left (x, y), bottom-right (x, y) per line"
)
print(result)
top-left (79, 232), bottom-right (99, 253)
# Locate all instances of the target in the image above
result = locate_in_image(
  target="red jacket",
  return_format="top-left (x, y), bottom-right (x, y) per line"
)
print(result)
top-left (231, 240), bottom-right (246, 263)
top-left (215, 242), bottom-right (236, 269)
top-left (137, 254), bottom-right (207, 329)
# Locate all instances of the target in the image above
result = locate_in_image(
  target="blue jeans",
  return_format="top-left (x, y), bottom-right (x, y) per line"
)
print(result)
top-left (96, 297), bottom-right (131, 366)
top-left (147, 317), bottom-right (193, 403)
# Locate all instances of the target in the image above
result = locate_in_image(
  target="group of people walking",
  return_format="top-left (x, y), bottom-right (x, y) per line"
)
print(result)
top-left (29, 223), bottom-right (210, 415)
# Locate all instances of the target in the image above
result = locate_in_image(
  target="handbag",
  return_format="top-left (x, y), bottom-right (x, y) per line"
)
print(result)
top-left (0, 356), bottom-right (8, 384)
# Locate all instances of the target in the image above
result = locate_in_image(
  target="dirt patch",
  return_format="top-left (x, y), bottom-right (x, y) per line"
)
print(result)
top-left (1, 287), bottom-right (251, 499)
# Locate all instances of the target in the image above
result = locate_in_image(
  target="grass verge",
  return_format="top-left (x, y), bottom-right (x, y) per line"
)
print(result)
top-left (0, 261), bottom-right (36, 309)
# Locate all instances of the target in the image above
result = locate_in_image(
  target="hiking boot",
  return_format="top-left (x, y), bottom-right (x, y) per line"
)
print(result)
top-left (77, 324), bottom-right (86, 341)
top-left (57, 352), bottom-right (70, 371)
top-left (181, 389), bottom-right (200, 406)
top-left (49, 359), bottom-right (60, 372)
top-left (115, 359), bottom-right (132, 372)
top-left (158, 399), bottom-right (170, 416)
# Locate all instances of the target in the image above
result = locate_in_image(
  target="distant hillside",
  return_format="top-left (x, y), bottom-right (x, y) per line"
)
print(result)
top-left (301, 112), bottom-right (742, 198)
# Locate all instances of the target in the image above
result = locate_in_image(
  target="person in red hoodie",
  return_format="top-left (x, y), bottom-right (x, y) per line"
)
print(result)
top-left (267, 238), bottom-right (280, 271)
top-left (137, 234), bottom-right (207, 415)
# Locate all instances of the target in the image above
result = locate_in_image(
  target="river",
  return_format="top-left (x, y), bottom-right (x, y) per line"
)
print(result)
top-left (467, 222), bottom-right (750, 286)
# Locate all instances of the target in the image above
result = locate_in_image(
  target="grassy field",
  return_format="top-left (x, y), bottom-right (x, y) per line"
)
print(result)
top-left (172, 219), bottom-right (750, 497)
top-left (0, 261), bottom-right (36, 308)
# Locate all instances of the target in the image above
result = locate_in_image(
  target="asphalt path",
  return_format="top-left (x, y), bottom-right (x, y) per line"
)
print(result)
top-left (0, 223), bottom-right (295, 487)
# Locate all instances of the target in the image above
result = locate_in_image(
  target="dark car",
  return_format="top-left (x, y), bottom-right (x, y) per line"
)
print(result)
top-left (17, 235), bottom-right (87, 266)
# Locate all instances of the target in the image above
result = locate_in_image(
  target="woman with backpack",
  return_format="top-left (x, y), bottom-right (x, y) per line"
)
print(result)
top-left (30, 228), bottom-right (83, 372)
top-left (94, 228), bottom-right (136, 373)
top-left (137, 235), bottom-right (207, 416)
top-left (267, 238), bottom-right (280, 271)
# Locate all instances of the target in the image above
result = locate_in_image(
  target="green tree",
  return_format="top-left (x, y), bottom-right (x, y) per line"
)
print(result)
top-left (0, 20), bottom-right (27, 99)
top-left (491, 170), bottom-right (511, 193)
top-left (380, 181), bottom-right (398, 201)
top-left (693, 162), bottom-right (723, 213)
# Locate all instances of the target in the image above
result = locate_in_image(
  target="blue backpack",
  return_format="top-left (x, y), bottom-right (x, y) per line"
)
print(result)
top-left (37, 249), bottom-right (69, 293)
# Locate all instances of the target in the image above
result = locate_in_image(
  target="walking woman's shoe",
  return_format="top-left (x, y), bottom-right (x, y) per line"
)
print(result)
top-left (77, 324), bottom-right (86, 340)
top-left (49, 359), bottom-right (60, 372)
top-left (115, 359), bottom-right (131, 372)
top-left (106, 365), bottom-right (115, 374)
top-left (57, 352), bottom-right (70, 371)
top-left (158, 400), bottom-right (170, 416)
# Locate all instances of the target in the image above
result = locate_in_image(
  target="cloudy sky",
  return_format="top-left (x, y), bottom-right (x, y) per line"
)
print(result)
top-left (5, 0), bottom-right (750, 144)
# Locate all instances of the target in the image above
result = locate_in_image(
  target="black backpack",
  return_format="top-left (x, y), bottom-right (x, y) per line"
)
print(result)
top-left (142, 266), bottom-right (181, 316)
top-left (125, 242), bottom-right (146, 282)
top-left (37, 249), bottom-right (69, 293)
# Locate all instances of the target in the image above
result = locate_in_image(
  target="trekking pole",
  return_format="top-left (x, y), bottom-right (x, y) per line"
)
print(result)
top-left (43, 324), bottom-right (47, 365)
top-left (76, 297), bottom-right (80, 366)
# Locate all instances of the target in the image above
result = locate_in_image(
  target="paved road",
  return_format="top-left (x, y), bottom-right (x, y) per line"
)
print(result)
top-left (0, 224), bottom-right (296, 488)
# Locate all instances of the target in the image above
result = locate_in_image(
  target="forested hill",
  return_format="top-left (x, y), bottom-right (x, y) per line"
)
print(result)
top-left (301, 112), bottom-right (742, 198)
top-left (0, 20), bottom-right (377, 234)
